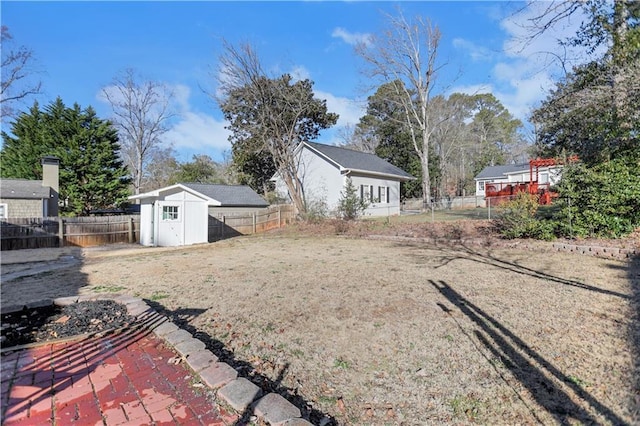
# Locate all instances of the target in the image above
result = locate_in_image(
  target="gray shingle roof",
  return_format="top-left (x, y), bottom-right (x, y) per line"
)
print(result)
top-left (475, 163), bottom-right (529, 179)
top-left (181, 183), bottom-right (268, 207)
top-left (305, 142), bottom-right (414, 180)
top-left (0, 179), bottom-right (51, 199)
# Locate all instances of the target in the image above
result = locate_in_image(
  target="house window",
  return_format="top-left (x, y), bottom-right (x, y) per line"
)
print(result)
top-left (360, 185), bottom-right (373, 202)
top-left (378, 186), bottom-right (388, 203)
top-left (162, 205), bottom-right (179, 221)
top-left (478, 181), bottom-right (485, 191)
top-left (0, 204), bottom-right (6, 219)
top-left (539, 172), bottom-right (549, 184)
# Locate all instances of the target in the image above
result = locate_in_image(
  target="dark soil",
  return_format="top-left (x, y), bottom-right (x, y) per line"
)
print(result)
top-left (0, 300), bottom-right (134, 348)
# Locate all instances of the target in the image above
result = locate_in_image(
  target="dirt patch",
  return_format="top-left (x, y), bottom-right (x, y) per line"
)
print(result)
top-left (1, 221), bottom-right (638, 424)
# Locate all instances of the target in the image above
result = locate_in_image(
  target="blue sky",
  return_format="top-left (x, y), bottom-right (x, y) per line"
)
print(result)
top-left (2, 1), bottom-right (587, 163)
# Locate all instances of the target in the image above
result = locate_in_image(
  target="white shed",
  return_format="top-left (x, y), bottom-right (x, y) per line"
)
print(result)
top-left (129, 183), bottom-right (268, 247)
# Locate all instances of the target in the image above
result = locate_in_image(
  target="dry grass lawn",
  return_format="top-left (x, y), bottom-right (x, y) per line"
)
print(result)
top-left (3, 229), bottom-right (638, 425)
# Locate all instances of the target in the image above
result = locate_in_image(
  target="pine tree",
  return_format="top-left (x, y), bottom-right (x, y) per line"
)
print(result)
top-left (336, 177), bottom-right (368, 220)
top-left (1, 98), bottom-right (131, 215)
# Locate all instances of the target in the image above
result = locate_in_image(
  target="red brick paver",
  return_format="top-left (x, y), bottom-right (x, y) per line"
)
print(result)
top-left (1, 328), bottom-right (238, 425)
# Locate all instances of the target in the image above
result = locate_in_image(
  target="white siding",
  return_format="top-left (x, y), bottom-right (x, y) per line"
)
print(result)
top-left (138, 189), bottom-right (209, 247)
top-left (350, 174), bottom-right (401, 216)
top-left (298, 147), bottom-right (343, 210)
top-left (273, 146), bottom-right (342, 211)
top-left (273, 145), bottom-right (407, 217)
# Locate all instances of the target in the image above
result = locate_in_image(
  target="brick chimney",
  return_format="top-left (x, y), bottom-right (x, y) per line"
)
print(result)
top-left (41, 156), bottom-right (59, 216)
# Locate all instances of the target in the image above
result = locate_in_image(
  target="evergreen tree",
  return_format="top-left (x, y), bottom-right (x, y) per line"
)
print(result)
top-left (336, 177), bottom-right (368, 220)
top-left (1, 98), bottom-right (130, 215)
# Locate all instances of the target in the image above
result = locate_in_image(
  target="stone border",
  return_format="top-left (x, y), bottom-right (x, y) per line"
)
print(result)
top-left (365, 234), bottom-right (637, 261)
top-left (551, 242), bottom-right (638, 260)
top-left (6, 294), bottom-right (312, 426)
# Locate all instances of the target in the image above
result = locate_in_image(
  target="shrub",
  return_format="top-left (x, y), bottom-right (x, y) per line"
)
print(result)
top-left (553, 158), bottom-right (640, 238)
top-left (495, 192), bottom-right (555, 240)
top-left (301, 196), bottom-right (328, 223)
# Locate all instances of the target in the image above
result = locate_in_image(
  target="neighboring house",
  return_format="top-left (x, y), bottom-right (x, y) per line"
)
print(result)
top-left (272, 142), bottom-right (414, 217)
top-left (129, 183), bottom-right (268, 247)
top-left (0, 157), bottom-right (60, 218)
top-left (474, 162), bottom-right (564, 197)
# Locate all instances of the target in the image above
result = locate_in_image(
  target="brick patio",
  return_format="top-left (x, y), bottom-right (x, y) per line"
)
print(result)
top-left (1, 327), bottom-right (238, 425)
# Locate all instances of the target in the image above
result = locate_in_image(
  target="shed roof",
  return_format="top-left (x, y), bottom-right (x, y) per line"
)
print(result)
top-left (304, 142), bottom-right (414, 180)
top-left (129, 183), bottom-right (268, 207)
top-left (475, 163), bottom-right (529, 180)
top-left (181, 183), bottom-right (268, 207)
top-left (0, 179), bottom-right (51, 199)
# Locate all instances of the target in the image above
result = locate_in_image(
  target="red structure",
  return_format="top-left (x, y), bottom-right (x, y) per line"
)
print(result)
top-left (485, 156), bottom-right (578, 205)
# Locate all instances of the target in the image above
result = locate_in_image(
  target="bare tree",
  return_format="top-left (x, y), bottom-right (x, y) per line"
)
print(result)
top-left (216, 41), bottom-right (338, 215)
top-left (1, 26), bottom-right (42, 118)
top-left (337, 123), bottom-right (378, 154)
top-left (102, 69), bottom-right (175, 194)
top-left (355, 10), bottom-right (448, 207)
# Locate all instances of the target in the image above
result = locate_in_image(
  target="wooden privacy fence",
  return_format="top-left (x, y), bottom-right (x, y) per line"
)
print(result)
top-left (1, 215), bottom-right (139, 251)
top-left (208, 204), bottom-right (295, 241)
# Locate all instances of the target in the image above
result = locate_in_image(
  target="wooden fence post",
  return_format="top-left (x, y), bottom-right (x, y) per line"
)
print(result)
top-left (252, 213), bottom-right (256, 234)
top-left (277, 207), bottom-right (281, 228)
top-left (58, 217), bottom-right (64, 247)
top-left (221, 216), bottom-right (225, 239)
top-left (128, 217), bottom-right (134, 243)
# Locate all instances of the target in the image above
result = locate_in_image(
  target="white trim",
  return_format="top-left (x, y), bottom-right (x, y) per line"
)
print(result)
top-left (129, 183), bottom-right (222, 206)
top-left (0, 203), bottom-right (7, 219)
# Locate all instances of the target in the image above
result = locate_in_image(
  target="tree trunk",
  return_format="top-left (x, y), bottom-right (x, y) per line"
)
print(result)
top-left (282, 170), bottom-right (306, 216)
top-left (421, 152), bottom-right (431, 209)
top-left (135, 155), bottom-right (143, 194)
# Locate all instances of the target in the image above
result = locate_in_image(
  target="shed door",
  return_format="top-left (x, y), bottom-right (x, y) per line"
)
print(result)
top-left (156, 201), bottom-right (183, 246)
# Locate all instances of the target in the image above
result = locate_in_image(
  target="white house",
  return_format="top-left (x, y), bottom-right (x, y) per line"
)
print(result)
top-left (474, 162), bottom-right (564, 197)
top-left (130, 183), bottom-right (268, 247)
top-left (273, 142), bottom-right (414, 217)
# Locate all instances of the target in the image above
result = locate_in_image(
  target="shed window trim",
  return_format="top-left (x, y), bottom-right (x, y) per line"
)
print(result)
top-left (478, 181), bottom-right (485, 191)
top-left (162, 205), bottom-right (180, 221)
top-left (0, 203), bottom-right (7, 219)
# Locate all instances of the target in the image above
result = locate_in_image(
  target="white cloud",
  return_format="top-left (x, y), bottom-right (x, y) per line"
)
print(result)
top-left (163, 83), bottom-right (231, 154)
top-left (482, 2), bottom-right (601, 122)
top-left (97, 83), bottom-right (231, 159)
top-left (290, 65), bottom-right (311, 82)
top-left (331, 27), bottom-right (372, 47)
top-left (315, 90), bottom-right (364, 128)
top-left (164, 111), bottom-right (230, 152)
top-left (452, 38), bottom-right (494, 62)
top-left (170, 84), bottom-right (192, 111)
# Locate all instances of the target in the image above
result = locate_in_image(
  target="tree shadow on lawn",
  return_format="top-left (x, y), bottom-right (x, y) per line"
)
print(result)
top-left (420, 241), bottom-right (638, 420)
top-left (430, 279), bottom-right (628, 425)
top-left (145, 302), bottom-right (337, 426)
top-left (408, 241), bottom-right (631, 301)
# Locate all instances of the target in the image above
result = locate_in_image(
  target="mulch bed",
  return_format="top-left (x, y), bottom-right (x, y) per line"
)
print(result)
top-left (1, 300), bottom-right (135, 348)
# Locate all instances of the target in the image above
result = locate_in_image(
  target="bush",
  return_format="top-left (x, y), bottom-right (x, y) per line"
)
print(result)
top-left (495, 192), bottom-right (556, 240)
top-left (301, 196), bottom-right (329, 223)
top-left (553, 158), bottom-right (640, 238)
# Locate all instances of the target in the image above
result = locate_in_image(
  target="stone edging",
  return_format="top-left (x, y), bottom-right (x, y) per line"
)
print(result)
top-left (12, 295), bottom-right (312, 426)
top-left (550, 242), bottom-right (637, 259)
top-left (364, 234), bottom-right (637, 261)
